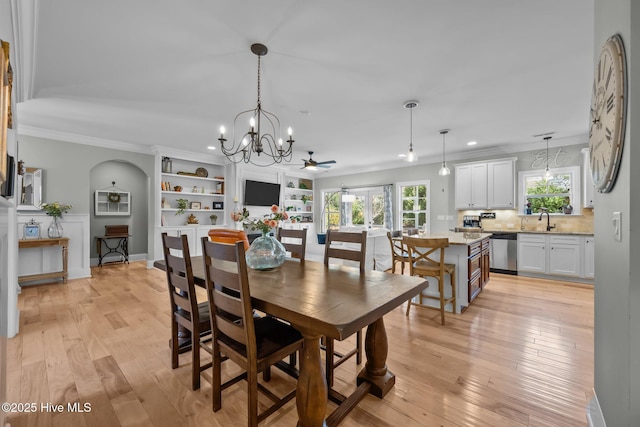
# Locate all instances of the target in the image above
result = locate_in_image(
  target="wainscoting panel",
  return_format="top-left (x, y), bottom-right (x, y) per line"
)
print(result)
top-left (17, 213), bottom-right (91, 283)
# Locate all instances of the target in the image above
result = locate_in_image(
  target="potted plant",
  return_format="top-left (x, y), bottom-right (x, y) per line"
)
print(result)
top-left (176, 198), bottom-right (188, 215)
top-left (210, 214), bottom-right (217, 225)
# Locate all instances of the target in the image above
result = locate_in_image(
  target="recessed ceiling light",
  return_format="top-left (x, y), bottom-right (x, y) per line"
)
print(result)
top-left (298, 110), bottom-right (311, 116)
top-left (467, 141), bottom-right (477, 146)
top-left (207, 146), bottom-right (216, 150)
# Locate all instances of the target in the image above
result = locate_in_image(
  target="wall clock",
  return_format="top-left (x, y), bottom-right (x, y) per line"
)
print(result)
top-left (589, 34), bottom-right (627, 193)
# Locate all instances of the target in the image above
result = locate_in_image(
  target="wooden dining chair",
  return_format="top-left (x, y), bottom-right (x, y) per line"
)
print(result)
top-left (208, 228), bottom-right (250, 250)
top-left (201, 238), bottom-right (302, 426)
top-left (276, 227), bottom-right (307, 260)
top-left (403, 236), bottom-right (456, 325)
top-left (387, 231), bottom-right (410, 274)
top-left (323, 229), bottom-right (367, 386)
top-left (161, 232), bottom-right (212, 390)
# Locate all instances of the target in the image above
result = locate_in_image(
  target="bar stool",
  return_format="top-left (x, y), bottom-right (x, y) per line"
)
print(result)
top-left (404, 236), bottom-right (456, 325)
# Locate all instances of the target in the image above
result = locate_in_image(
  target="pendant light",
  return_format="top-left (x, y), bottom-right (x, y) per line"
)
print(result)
top-left (544, 136), bottom-right (553, 180)
top-left (403, 101), bottom-right (419, 162)
top-left (438, 129), bottom-right (451, 176)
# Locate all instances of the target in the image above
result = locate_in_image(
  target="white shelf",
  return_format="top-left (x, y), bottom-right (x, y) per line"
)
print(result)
top-left (162, 209), bottom-right (224, 213)
top-left (161, 172), bottom-right (224, 182)
top-left (161, 191), bottom-right (223, 197)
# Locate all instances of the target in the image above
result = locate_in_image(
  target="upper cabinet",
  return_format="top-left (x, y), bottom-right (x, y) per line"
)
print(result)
top-left (455, 163), bottom-right (487, 209)
top-left (487, 159), bottom-right (515, 209)
top-left (455, 159), bottom-right (515, 210)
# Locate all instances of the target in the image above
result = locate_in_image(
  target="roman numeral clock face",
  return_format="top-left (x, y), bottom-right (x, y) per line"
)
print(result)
top-left (589, 34), bottom-right (627, 193)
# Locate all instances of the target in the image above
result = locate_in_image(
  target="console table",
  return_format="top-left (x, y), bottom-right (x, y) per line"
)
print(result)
top-left (96, 225), bottom-right (130, 267)
top-left (18, 237), bottom-right (69, 284)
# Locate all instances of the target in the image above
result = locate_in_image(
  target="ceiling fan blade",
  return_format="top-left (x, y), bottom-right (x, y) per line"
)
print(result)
top-left (318, 164), bottom-right (332, 168)
top-left (316, 160), bottom-right (336, 165)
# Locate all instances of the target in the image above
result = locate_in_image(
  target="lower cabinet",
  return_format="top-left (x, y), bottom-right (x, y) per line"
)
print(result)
top-left (517, 233), bottom-right (593, 279)
top-left (162, 225), bottom-right (218, 256)
top-left (468, 237), bottom-right (490, 303)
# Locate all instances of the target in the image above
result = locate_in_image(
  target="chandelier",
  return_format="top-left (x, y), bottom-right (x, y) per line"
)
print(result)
top-left (218, 43), bottom-right (294, 166)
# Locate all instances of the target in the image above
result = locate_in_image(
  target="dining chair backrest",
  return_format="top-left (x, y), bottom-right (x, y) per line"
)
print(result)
top-left (324, 229), bottom-right (367, 272)
top-left (161, 232), bottom-right (200, 326)
top-left (276, 227), bottom-right (307, 260)
top-left (201, 239), bottom-right (256, 356)
top-left (208, 228), bottom-right (250, 250)
top-left (403, 236), bottom-right (450, 276)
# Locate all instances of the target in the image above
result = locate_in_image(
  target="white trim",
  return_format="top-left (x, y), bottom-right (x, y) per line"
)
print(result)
top-left (586, 390), bottom-right (606, 427)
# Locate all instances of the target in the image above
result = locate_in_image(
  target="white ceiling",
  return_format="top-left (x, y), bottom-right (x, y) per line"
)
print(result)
top-left (14, 0), bottom-right (594, 175)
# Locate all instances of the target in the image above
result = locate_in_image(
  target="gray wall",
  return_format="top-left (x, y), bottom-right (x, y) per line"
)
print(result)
top-left (316, 161), bottom-right (454, 232)
top-left (90, 161), bottom-right (148, 258)
top-left (315, 143), bottom-right (587, 233)
top-left (18, 135), bottom-right (157, 262)
top-left (594, 1), bottom-right (639, 425)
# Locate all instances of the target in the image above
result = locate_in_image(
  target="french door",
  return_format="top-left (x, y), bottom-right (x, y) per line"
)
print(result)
top-left (346, 189), bottom-right (385, 229)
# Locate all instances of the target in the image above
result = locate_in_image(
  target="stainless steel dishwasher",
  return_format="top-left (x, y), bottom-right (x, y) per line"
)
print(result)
top-left (489, 232), bottom-right (518, 275)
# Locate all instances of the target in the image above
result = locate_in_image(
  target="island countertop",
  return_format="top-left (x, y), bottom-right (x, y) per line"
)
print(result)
top-left (405, 231), bottom-right (492, 245)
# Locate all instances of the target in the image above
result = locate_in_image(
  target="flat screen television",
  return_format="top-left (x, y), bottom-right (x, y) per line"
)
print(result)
top-left (244, 180), bottom-right (281, 206)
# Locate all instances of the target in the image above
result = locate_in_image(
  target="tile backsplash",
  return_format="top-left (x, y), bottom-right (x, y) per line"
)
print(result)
top-left (457, 208), bottom-right (594, 233)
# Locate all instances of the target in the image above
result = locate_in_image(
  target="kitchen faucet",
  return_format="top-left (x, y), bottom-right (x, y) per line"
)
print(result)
top-left (538, 208), bottom-right (556, 232)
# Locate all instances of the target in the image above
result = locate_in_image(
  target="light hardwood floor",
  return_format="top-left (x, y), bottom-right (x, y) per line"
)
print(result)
top-left (6, 262), bottom-right (593, 426)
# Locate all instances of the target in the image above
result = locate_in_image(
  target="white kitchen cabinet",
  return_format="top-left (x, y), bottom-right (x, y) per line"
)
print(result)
top-left (548, 235), bottom-right (582, 277)
top-left (518, 233), bottom-right (590, 280)
top-left (517, 234), bottom-right (546, 273)
top-left (582, 148), bottom-right (595, 208)
top-left (584, 236), bottom-right (595, 278)
top-left (455, 163), bottom-right (487, 209)
top-left (487, 159), bottom-right (515, 209)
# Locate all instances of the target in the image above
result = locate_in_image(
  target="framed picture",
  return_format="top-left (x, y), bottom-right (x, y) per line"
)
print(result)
top-left (213, 201), bottom-right (224, 210)
top-left (190, 201), bottom-right (201, 210)
top-left (0, 40), bottom-right (11, 190)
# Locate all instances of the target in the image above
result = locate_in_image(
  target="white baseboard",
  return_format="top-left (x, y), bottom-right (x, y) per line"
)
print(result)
top-left (587, 389), bottom-right (606, 427)
top-left (90, 253), bottom-right (147, 267)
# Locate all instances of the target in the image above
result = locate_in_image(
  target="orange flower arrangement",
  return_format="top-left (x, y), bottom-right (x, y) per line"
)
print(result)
top-left (243, 205), bottom-right (290, 234)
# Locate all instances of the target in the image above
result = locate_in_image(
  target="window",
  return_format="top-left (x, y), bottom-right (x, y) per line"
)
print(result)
top-left (321, 190), bottom-right (341, 231)
top-left (347, 190), bottom-right (385, 228)
top-left (519, 166), bottom-right (581, 215)
top-left (397, 181), bottom-right (429, 230)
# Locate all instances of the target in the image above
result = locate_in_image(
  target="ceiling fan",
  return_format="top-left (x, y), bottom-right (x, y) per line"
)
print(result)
top-left (302, 151), bottom-right (336, 170)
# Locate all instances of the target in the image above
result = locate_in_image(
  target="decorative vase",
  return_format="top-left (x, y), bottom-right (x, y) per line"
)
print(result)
top-left (525, 208), bottom-right (532, 215)
top-left (245, 231), bottom-right (286, 270)
top-left (48, 217), bottom-right (63, 238)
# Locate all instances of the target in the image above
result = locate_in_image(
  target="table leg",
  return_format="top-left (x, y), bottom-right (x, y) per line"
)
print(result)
top-left (296, 331), bottom-right (327, 427)
top-left (62, 243), bottom-right (69, 284)
top-left (356, 317), bottom-right (395, 398)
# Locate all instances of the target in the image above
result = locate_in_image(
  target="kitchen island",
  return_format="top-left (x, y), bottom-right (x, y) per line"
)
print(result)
top-left (406, 231), bottom-right (492, 313)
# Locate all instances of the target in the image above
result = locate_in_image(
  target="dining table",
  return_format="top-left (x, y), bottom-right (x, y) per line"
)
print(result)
top-left (154, 256), bottom-right (428, 427)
